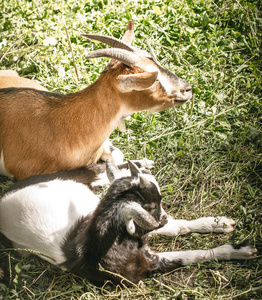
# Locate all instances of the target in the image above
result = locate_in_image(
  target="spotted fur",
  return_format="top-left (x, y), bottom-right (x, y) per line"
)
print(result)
top-left (0, 160), bottom-right (257, 285)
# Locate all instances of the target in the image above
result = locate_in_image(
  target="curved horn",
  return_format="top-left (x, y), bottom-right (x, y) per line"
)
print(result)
top-left (86, 48), bottom-right (139, 67)
top-left (81, 34), bottom-right (135, 52)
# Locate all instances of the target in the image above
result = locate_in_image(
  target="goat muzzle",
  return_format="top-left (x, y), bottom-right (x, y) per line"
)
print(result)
top-left (159, 214), bottom-right (168, 228)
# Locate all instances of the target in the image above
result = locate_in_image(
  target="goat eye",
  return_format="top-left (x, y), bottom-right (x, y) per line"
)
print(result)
top-left (143, 203), bottom-right (157, 215)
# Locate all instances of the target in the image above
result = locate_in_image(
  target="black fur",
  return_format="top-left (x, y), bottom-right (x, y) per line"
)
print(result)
top-left (232, 243), bottom-right (249, 250)
top-left (157, 257), bottom-right (184, 273)
top-left (0, 232), bottom-right (13, 285)
top-left (6, 160), bottom-right (148, 194)
top-left (6, 164), bottom-right (106, 194)
top-left (0, 87), bottom-right (65, 102)
top-left (61, 175), bottom-right (166, 284)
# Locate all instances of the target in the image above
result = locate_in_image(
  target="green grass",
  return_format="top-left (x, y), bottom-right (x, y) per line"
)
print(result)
top-left (0, 0), bottom-right (261, 299)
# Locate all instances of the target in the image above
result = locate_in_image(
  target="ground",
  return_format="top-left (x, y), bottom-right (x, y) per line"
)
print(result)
top-left (0, 0), bottom-right (261, 299)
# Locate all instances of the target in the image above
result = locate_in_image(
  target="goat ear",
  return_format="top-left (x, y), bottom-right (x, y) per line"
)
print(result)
top-left (106, 159), bottom-right (121, 183)
top-left (128, 160), bottom-right (142, 177)
top-left (116, 71), bottom-right (158, 93)
top-left (131, 207), bottom-right (159, 230)
top-left (126, 219), bottom-right (136, 235)
top-left (123, 203), bottom-right (159, 235)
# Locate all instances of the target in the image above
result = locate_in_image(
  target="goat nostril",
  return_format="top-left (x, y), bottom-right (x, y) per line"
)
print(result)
top-left (161, 214), bottom-right (168, 222)
top-left (181, 86), bottom-right (192, 94)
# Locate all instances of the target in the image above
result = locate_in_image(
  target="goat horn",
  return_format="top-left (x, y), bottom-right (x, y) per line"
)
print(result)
top-left (139, 174), bottom-right (152, 189)
top-left (86, 48), bottom-right (139, 67)
top-left (81, 34), bottom-right (135, 52)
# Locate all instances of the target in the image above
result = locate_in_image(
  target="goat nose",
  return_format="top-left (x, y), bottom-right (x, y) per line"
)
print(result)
top-left (180, 83), bottom-right (192, 94)
top-left (160, 214), bottom-right (168, 226)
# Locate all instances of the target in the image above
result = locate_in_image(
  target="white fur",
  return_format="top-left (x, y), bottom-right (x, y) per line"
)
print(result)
top-left (158, 72), bottom-right (176, 94)
top-left (140, 64), bottom-right (172, 93)
top-left (148, 175), bottom-right (161, 194)
top-left (130, 174), bottom-right (161, 195)
top-left (156, 244), bottom-right (257, 265)
top-left (126, 218), bottom-right (136, 235)
top-left (137, 172), bottom-right (161, 194)
top-left (153, 216), bottom-right (236, 236)
top-left (140, 63), bottom-right (190, 103)
top-left (157, 74), bottom-right (190, 101)
top-left (0, 179), bottom-right (99, 264)
top-left (90, 171), bottom-right (109, 189)
top-left (0, 162), bottom-right (256, 276)
top-left (91, 159), bottom-right (155, 189)
top-left (101, 139), bottom-right (124, 165)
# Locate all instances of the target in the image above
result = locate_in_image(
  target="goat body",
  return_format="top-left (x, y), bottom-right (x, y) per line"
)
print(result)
top-left (0, 161), bottom-right (257, 285)
top-left (0, 70), bottom-right (48, 91)
top-left (0, 20), bottom-right (192, 179)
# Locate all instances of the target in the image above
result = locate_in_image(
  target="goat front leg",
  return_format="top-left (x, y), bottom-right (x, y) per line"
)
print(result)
top-left (153, 244), bottom-right (257, 273)
top-left (117, 159), bottom-right (154, 170)
top-left (100, 139), bottom-right (124, 165)
top-left (90, 158), bottom-right (154, 189)
top-left (152, 216), bottom-right (236, 236)
top-left (100, 140), bottom-right (154, 169)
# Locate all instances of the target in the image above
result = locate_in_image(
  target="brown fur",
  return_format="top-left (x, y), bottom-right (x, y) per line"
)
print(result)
top-left (0, 22), bottom-right (191, 179)
top-left (0, 71), bottom-right (119, 178)
top-left (0, 70), bottom-right (48, 91)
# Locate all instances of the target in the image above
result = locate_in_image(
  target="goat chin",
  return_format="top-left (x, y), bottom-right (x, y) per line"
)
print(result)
top-left (0, 160), bottom-right (257, 285)
top-left (0, 20), bottom-right (192, 180)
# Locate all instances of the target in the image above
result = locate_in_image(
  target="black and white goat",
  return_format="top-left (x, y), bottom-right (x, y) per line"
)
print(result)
top-left (0, 161), bottom-right (257, 285)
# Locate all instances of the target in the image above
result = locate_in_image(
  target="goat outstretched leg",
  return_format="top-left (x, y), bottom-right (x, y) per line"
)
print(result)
top-left (153, 244), bottom-right (257, 273)
top-left (152, 216), bottom-right (236, 236)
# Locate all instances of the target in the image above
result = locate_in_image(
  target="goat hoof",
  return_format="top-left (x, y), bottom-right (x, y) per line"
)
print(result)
top-left (232, 245), bottom-right (258, 259)
top-left (212, 217), bottom-right (236, 233)
top-left (143, 158), bottom-right (154, 169)
top-left (111, 149), bottom-right (124, 165)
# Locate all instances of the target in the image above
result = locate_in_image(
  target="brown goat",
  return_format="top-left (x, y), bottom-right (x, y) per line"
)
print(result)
top-left (0, 70), bottom-right (47, 91)
top-left (0, 20), bottom-right (192, 179)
